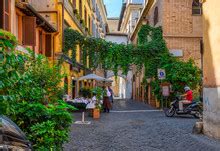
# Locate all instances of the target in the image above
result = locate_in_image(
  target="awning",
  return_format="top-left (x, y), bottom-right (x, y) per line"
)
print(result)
top-left (16, 2), bottom-right (57, 33)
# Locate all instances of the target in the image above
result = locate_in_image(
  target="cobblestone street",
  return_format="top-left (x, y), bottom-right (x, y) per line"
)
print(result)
top-left (64, 100), bottom-right (220, 151)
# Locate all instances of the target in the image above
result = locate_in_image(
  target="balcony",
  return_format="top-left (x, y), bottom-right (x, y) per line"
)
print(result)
top-left (64, 0), bottom-right (86, 35)
top-left (92, 0), bottom-right (96, 12)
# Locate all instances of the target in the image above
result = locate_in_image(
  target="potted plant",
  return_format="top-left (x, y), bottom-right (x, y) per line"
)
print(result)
top-left (92, 87), bottom-right (103, 119)
top-left (80, 19), bottom-right (84, 24)
top-left (73, 9), bottom-right (78, 15)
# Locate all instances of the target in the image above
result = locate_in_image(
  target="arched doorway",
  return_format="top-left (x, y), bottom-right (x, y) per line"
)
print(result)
top-left (106, 70), bottom-right (133, 99)
top-left (108, 76), bottom-right (126, 99)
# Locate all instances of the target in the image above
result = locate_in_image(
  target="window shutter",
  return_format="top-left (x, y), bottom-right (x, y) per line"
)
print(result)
top-left (0, 0), bottom-right (10, 31)
top-left (154, 7), bottom-right (158, 26)
top-left (72, 0), bottom-right (76, 8)
top-left (79, 0), bottom-right (82, 17)
top-left (0, 1), bottom-right (3, 29)
top-left (45, 34), bottom-right (52, 57)
top-left (22, 16), bottom-right (36, 46)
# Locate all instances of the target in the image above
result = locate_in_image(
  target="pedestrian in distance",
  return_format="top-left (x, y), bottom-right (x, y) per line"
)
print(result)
top-left (108, 86), bottom-right (114, 103)
top-left (103, 86), bottom-right (112, 113)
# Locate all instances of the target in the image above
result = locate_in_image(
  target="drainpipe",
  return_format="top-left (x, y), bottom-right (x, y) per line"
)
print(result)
top-left (62, 0), bottom-right (65, 50)
top-left (200, 39), bottom-right (204, 102)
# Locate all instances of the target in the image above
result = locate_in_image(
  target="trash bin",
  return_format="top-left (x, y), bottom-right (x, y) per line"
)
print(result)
top-left (0, 115), bottom-right (32, 150)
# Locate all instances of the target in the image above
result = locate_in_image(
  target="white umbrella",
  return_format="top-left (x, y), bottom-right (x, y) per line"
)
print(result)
top-left (78, 74), bottom-right (107, 81)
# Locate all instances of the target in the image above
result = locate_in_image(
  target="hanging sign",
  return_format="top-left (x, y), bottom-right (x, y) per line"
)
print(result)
top-left (162, 86), bottom-right (170, 96)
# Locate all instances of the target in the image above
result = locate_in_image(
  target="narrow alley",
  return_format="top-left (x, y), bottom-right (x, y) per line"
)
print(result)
top-left (64, 100), bottom-right (220, 151)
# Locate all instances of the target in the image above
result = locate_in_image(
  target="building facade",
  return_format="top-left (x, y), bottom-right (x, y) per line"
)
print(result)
top-left (202, 0), bottom-right (220, 139)
top-left (107, 17), bottom-right (120, 33)
top-left (90, 0), bottom-right (108, 38)
top-left (130, 0), bottom-right (203, 105)
top-left (1, 0), bottom-right (108, 100)
top-left (118, 0), bottom-right (144, 41)
top-left (0, 0), bottom-right (58, 58)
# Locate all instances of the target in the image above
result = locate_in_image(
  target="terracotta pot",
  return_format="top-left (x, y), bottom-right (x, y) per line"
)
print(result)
top-left (156, 100), bottom-right (160, 108)
top-left (93, 108), bottom-right (100, 119)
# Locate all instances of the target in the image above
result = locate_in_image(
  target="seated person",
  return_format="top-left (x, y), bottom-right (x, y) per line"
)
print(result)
top-left (179, 86), bottom-right (193, 111)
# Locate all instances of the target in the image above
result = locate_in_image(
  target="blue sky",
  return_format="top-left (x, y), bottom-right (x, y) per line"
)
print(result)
top-left (103, 0), bottom-right (123, 18)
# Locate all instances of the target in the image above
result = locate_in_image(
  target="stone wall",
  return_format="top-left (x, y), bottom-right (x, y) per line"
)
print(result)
top-left (147, 0), bottom-right (202, 64)
top-left (165, 37), bottom-right (202, 66)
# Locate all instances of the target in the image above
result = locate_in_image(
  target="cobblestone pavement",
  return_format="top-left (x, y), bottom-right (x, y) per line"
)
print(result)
top-left (64, 99), bottom-right (220, 151)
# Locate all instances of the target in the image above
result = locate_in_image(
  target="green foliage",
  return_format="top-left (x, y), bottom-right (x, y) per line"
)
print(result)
top-left (79, 87), bottom-right (92, 98)
top-left (92, 87), bottom-right (104, 101)
top-left (92, 87), bottom-right (104, 109)
top-left (0, 29), bottom-right (74, 150)
top-left (137, 25), bottom-right (201, 101)
top-left (64, 25), bottom-right (201, 103)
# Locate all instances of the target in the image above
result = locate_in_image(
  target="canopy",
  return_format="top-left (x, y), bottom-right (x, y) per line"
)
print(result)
top-left (78, 74), bottom-right (112, 82)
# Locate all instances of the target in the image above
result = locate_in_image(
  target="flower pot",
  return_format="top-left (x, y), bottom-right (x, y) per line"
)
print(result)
top-left (93, 108), bottom-right (100, 119)
top-left (156, 100), bottom-right (160, 108)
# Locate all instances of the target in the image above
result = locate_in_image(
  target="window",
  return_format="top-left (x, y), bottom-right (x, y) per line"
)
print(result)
top-left (22, 16), bottom-right (36, 46)
top-left (192, 0), bottom-right (202, 15)
top-left (88, 16), bottom-right (91, 33)
top-left (80, 46), bottom-right (83, 64)
top-left (84, 7), bottom-right (87, 27)
top-left (64, 77), bottom-right (68, 95)
top-left (39, 31), bottom-right (43, 54)
top-left (45, 34), bottom-right (52, 57)
top-left (154, 7), bottom-right (158, 26)
top-left (70, 0), bottom-right (76, 8)
top-left (0, 0), bottom-right (10, 31)
top-left (79, 0), bottom-right (82, 17)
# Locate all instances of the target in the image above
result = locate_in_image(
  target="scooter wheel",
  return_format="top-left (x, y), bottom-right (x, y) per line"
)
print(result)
top-left (193, 111), bottom-right (202, 119)
top-left (164, 107), bottom-right (175, 117)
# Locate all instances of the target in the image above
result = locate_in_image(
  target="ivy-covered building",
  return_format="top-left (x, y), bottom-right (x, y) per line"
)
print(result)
top-left (1, 0), bottom-right (108, 100)
top-left (0, 0), bottom-right (58, 58)
top-left (129, 0), bottom-right (203, 107)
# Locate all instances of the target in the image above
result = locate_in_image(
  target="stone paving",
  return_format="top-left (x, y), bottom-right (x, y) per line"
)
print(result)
top-left (64, 99), bottom-right (220, 151)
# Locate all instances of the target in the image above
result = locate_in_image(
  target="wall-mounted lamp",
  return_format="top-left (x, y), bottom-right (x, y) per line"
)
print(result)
top-left (147, 78), bottom-right (151, 84)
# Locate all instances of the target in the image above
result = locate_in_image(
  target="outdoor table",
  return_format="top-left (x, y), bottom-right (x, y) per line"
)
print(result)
top-left (66, 100), bottom-right (91, 124)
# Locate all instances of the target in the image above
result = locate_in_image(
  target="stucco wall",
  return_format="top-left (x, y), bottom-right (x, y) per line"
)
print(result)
top-left (107, 19), bottom-right (120, 33)
top-left (203, 0), bottom-right (220, 139)
top-left (105, 35), bottom-right (128, 44)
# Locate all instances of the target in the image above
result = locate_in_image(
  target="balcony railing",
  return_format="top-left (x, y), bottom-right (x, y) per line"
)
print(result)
top-left (64, 0), bottom-right (86, 35)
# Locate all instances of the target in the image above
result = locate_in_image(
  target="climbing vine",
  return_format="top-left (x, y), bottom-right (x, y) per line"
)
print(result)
top-left (64, 25), bottom-right (201, 100)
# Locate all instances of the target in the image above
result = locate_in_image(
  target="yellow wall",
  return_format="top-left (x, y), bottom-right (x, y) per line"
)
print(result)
top-left (63, 0), bottom-right (94, 97)
top-left (75, 0), bottom-right (93, 34)
top-left (202, 0), bottom-right (220, 140)
top-left (203, 0), bottom-right (220, 87)
top-left (54, 0), bottom-right (63, 56)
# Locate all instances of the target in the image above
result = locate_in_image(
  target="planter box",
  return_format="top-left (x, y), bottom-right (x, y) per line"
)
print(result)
top-left (93, 108), bottom-right (100, 119)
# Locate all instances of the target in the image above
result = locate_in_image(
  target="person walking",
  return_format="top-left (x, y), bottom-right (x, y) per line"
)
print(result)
top-left (108, 86), bottom-right (114, 103)
top-left (103, 87), bottom-right (112, 113)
